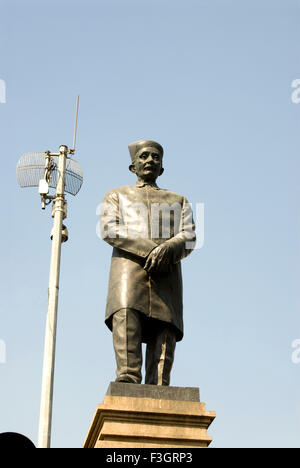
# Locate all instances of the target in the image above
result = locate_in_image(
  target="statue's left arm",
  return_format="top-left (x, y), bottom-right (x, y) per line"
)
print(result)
top-left (164, 197), bottom-right (196, 262)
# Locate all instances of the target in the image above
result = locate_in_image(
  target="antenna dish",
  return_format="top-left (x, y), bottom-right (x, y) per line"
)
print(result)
top-left (16, 152), bottom-right (83, 196)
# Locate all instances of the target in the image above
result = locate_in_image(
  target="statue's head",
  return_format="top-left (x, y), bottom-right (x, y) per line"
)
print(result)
top-left (128, 140), bottom-right (164, 183)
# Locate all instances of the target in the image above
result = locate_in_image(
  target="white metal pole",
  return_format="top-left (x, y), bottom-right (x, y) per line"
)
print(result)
top-left (37, 145), bottom-right (68, 448)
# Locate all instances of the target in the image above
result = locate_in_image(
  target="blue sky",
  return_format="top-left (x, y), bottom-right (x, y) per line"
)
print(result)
top-left (0, 0), bottom-right (299, 448)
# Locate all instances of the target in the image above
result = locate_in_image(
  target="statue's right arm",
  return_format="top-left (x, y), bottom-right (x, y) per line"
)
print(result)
top-left (100, 190), bottom-right (157, 259)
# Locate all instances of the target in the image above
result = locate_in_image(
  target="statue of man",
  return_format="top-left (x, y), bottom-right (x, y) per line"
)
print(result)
top-left (100, 140), bottom-right (196, 385)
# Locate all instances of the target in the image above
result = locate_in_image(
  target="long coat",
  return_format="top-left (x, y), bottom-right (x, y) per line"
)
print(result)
top-left (100, 180), bottom-right (196, 342)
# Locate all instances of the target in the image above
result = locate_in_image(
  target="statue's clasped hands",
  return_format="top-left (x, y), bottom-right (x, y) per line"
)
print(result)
top-left (144, 243), bottom-right (173, 274)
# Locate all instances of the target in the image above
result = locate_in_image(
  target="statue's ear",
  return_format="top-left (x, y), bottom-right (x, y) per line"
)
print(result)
top-left (159, 167), bottom-right (164, 176)
top-left (129, 164), bottom-right (136, 174)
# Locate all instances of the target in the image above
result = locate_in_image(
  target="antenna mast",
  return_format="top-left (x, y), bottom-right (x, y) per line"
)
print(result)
top-left (70, 95), bottom-right (79, 155)
top-left (16, 96), bottom-right (82, 448)
top-left (37, 144), bottom-right (68, 448)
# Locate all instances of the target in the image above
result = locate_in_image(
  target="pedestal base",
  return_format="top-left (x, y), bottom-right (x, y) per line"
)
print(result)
top-left (84, 383), bottom-right (215, 448)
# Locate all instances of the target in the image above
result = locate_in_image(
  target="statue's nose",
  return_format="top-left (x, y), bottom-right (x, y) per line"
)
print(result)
top-left (147, 155), bottom-right (155, 164)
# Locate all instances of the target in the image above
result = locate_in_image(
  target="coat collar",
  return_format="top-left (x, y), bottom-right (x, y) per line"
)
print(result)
top-left (135, 180), bottom-right (160, 190)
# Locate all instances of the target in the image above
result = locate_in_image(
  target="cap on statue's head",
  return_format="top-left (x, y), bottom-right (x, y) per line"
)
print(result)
top-left (128, 139), bottom-right (164, 161)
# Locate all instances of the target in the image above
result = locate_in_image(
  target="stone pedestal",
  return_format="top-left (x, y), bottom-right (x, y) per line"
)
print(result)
top-left (84, 383), bottom-right (215, 448)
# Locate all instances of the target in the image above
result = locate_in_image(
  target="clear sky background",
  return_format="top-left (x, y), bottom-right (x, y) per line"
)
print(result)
top-left (0, 0), bottom-right (299, 448)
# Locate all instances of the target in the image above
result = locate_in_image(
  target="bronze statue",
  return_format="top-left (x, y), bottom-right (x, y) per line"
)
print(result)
top-left (100, 140), bottom-right (196, 385)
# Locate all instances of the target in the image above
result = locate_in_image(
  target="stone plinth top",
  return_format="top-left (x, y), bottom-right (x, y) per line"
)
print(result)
top-left (106, 382), bottom-right (200, 402)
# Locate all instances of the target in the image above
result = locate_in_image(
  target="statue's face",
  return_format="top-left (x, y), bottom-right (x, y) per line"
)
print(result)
top-left (131, 150), bottom-right (163, 182)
